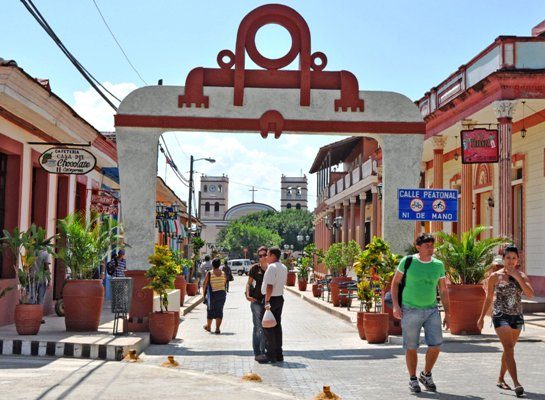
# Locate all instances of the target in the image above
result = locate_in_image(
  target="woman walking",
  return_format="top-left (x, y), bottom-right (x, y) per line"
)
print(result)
top-left (477, 245), bottom-right (534, 398)
top-left (203, 258), bottom-right (227, 334)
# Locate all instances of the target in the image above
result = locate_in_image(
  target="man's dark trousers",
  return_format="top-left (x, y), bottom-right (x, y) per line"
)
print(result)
top-left (264, 295), bottom-right (284, 361)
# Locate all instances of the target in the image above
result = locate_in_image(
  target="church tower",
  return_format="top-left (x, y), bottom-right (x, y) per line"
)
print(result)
top-left (280, 175), bottom-right (308, 211)
top-left (199, 175), bottom-right (229, 220)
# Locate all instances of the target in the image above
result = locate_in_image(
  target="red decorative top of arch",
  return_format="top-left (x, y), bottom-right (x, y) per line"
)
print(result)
top-left (178, 4), bottom-right (364, 113)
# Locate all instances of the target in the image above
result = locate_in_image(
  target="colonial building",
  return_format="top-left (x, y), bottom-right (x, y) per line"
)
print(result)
top-left (280, 175), bottom-right (308, 210)
top-left (198, 174), bottom-right (275, 253)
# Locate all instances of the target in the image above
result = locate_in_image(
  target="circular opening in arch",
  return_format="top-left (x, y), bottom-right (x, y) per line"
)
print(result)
top-left (254, 23), bottom-right (293, 60)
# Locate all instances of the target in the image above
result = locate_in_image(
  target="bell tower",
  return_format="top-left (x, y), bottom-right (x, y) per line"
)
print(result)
top-left (199, 175), bottom-right (229, 220)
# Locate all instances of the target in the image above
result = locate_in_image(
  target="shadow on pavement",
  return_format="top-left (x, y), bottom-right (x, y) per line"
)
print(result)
top-left (414, 392), bottom-right (484, 400)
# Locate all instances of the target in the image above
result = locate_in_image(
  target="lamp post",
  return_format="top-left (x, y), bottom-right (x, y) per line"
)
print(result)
top-left (187, 155), bottom-right (216, 233)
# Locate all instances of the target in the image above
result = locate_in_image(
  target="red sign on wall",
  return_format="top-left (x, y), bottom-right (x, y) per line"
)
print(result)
top-left (461, 129), bottom-right (499, 164)
top-left (90, 190), bottom-right (119, 215)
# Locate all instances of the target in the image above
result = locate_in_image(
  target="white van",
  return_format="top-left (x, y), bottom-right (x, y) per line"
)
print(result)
top-left (227, 259), bottom-right (252, 276)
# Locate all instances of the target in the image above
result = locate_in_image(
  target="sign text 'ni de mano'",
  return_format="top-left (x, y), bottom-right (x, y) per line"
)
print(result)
top-left (398, 189), bottom-right (458, 221)
top-left (39, 147), bottom-right (96, 175)
top-left (461, 128), bottom-right (499, 164)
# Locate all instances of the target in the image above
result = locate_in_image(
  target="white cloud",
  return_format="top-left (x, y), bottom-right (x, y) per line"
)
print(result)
top-left (72, 82), bottom-right (138, 131)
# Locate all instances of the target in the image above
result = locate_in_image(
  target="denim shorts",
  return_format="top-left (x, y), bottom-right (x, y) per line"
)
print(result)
top-left (401, 306), bottom-right (443, 349)
top-left (492, 312), bottom-right (524, 330)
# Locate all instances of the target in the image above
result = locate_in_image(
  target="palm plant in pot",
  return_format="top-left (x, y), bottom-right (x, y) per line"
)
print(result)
top-left (353, 237), bottom-right (400, 343)
top-left (296, 260), bottom-right (309, 291)
top-left (57, 212), bottom-right (121, 331)
top-left (435, 226), bottom-right (507, 335)
top-left (1, 224), bottom-right (55, 334)
top-left (145, 245), bottom-right (181, 344)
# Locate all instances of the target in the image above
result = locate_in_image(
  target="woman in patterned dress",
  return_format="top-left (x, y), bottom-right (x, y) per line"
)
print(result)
top-left (477, 245), bottom-right (534, 397)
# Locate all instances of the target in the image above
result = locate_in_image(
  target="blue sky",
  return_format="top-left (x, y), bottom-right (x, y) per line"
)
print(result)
top-left (3, 1), bottom-right (545, 209)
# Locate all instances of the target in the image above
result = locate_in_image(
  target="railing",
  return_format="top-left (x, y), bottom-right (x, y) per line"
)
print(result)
top-left (417, 37), bottom-right (545, 117)
top-left (322, 158), bottom-right (376, 203)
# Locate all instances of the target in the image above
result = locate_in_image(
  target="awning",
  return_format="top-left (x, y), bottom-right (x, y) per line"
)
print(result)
top-left (101, 167), bottom-right (119, 183)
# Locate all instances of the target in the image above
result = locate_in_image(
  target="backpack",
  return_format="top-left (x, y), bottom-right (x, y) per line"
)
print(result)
top-left (384, 256), bottom-right (413, 309)
top-left (223, 265), bottom-right (234, 282)
top-left (106, 259), bottom-right (117, 276)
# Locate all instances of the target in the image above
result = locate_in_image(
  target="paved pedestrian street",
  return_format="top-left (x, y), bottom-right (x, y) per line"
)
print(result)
top-left (141, 277), bottom-right (545, 400)
top-left (1, 276), bottom-right (545, 400)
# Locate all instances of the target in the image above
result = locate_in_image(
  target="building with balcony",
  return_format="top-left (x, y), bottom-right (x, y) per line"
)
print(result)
top-left (419, 22), bottom-right (545, 296)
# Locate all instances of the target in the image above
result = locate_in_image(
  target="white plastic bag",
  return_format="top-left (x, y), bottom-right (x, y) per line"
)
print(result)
top-left (262, 308), bottom-right (277, 328)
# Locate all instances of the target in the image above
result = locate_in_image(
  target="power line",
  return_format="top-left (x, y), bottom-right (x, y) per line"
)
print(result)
top-left (90, 0), bottom-right (148, 85)
top-left (20, 0), bottom-right (121, 111)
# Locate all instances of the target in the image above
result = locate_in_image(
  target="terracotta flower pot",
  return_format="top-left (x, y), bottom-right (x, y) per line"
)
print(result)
top-left (312, 283), bottom-right (322, 298)
top-left (330, 277), bottom-right (352, 306)
top-left (172, 310), bottom-right (180, 339)
top-left (448, 284), bottom-right (486, 335)
top-left (149, 311), bottom-right (175, 344)
top-left (286, 271), bottom-right (296, 286)
top-left (357, 311), bottom-right (367, 340)
top-left (14, 304), bottom-right (43, 335)
top-left (63, 280), bottom-right (104, 332)
top-left (298, 278), bottom-right (307, 291)
top-left (186, 282), bottom-right (198, 296)
top-left (174, 275), bottom-right (187, 306)
top-left (363, 312), bottom-right (389, 344)
top-left (380, 288), bottom-right (402, 335)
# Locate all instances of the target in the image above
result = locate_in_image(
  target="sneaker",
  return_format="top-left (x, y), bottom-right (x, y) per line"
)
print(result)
top-left (419, 371), bottom-right (437, 392)
top-left (409, 378), bottom-right (421, 393)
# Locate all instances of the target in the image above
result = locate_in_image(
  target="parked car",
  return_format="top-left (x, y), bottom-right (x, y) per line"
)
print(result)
top-left (227, 259), bottom-right (252, 276)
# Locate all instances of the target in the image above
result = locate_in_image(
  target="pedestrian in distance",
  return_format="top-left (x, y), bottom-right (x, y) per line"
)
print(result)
top-left (390, 233), bottom-right (450, 393)
top-left (256, 246), bottom-right (288, 364)
top-left (221, 259), bottom-right (234, 292)
top-left (107, 249), bottom-right (127, 277)
top-left (477, 245), bottom-right (534, 398)
top-left (32, 249), bottom-right (51, 306)
top-left (202, 258), bottom-right (227, 334)
top-left (246, 246), bottom-right (269, 361)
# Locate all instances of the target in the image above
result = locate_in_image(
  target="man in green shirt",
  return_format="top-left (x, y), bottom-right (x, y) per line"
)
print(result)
top-left (391, 233), bottom-right (450, 394)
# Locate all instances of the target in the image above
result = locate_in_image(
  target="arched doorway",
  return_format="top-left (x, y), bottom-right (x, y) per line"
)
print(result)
top-left (115, 4), bottom-right (425, 272)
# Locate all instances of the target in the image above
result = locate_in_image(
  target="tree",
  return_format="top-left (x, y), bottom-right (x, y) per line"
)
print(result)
top-left (218, 221), bottom-right (282, 259)
top-left (218, 209), bottom-right (314, 252)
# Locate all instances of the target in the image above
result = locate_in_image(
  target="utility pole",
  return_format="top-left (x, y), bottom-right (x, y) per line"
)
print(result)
top-left (187, 155), bottom-right (194, 233)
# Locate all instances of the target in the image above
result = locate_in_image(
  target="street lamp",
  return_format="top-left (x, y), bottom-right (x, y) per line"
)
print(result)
top-left (187, 155), bottom-right (216, 233)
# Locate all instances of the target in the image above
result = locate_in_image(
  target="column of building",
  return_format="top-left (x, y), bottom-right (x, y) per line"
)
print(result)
top-left (334, 204), bottom-right (341, 243)
top-left (342, 200), bottom-right (349, 243)
top-left (431, 136), bottom-right (447, 233)
top-left (493, 100), bottom-right (516, 238)
top-left (359, 193), bottom-right (366, 247)
top-left (349, 197), bottom-right (356, 242)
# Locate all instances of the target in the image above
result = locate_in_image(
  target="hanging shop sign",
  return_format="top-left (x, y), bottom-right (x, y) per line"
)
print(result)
top-left (39, 147), bottom-right (96, 174)
top-left (461, 129), bottom-right (499, 164)
top-left (90, 190), bottom-right (119, 215)
top-left (398, 188), bottom-right (458, 221)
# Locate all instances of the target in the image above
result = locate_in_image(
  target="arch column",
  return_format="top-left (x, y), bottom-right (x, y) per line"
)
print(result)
top-left (116, 127), bottom-right (163, 271)
top-left (493, 100), bottom-right (516, 238)
top-left (378, 134), bottom-right (424, 254)
top-left (431, 136), bottom-right (447, 233)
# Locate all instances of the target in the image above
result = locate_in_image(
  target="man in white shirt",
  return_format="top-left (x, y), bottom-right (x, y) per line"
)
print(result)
top-left (256, 246), bottom-right (288, 364)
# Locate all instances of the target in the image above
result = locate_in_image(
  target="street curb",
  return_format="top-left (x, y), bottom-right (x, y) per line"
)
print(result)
top-left (284, 286), bottom-right (354, 324)
top-left (182, 295), bottom-right (204, 316)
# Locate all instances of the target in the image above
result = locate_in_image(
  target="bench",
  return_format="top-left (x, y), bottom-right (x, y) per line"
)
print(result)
top-left (319, 275), bottom-right (333, 302)
top-left (337, 281), bottom-right (358, 310)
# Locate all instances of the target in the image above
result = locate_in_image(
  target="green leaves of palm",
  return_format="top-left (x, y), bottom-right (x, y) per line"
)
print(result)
top-left (435, 226), bottom-right (508, 284)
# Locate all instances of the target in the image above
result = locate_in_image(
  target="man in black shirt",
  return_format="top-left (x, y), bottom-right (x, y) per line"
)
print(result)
top-left (246, 246), bottom-right (268, 360)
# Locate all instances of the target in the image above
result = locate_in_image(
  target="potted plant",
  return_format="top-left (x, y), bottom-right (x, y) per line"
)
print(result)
top-left (435, 226), bottom-right (507, 335)
top-left (326, 241), bottom-right (360, 306)
top-left (285, 255), bottom-right (297, 286)
top-left (57, 212), bottom-right (120, 331)
top-left (1, 224), bottom-right (55, 335)
top-left (145, 245), bottom-right (180, 344)
top-left (172, 250), bottom-right (190, 306)
top-left (353, 237), bottom-right (400, 343)
top-left (296, 260), bottom-right (309, 291)
top-left (301, 243), bottom-right (325, 297)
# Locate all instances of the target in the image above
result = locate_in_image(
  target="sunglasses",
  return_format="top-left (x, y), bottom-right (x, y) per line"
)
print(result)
top-left (258, 254), bottom-right (267, 258)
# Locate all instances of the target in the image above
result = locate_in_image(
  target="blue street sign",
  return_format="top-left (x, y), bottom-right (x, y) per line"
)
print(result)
top-left (398, 188), bottom-right (458, 221)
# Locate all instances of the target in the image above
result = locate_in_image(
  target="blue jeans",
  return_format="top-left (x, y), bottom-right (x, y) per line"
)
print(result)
top-left (250, 301), bottom-right (266, 356)
top-left (401, 306), bottom-right (443, 349)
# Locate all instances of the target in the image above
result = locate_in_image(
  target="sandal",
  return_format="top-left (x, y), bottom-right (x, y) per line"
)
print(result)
top-left (203, 325), bottom-right (211, 332)
top-left (514, 386), bottom-right (524, 398)
top-left (496, 381), bottom-right (511, 390)
top-left (215, 329), bottom-right (221, 334)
